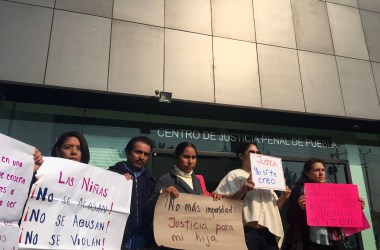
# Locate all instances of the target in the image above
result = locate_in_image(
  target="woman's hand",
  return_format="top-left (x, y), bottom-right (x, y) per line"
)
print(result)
top-left (229, 174), bottom-right (255, 200)
top-left (298, 195), bottom-right (306, 210)
top-left (33, 148), bottom-right (44, 172)
top-left (242, 174), bottom-right (255, 193)
top-left (211, 191), bottom-right (225, 201)
top-left (359, 197), bottom-right (365, 210)
top-left (165, 185), bottom-right (180, 198)
top-left (277, 186), bottom-right (291, 209)
top-left (280, 186), bottom-right (292, 199)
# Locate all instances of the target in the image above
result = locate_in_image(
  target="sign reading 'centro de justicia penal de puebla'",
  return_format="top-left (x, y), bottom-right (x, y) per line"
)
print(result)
top-left (156, 128), bottom-right (337, 149)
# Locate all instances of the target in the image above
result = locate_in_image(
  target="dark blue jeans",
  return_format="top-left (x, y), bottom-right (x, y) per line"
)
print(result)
top-left (244, 226), bottom-right (279, 250)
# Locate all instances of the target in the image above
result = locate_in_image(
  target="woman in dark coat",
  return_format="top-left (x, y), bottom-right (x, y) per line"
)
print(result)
top-left (285, 158), bottom-right (365, 250)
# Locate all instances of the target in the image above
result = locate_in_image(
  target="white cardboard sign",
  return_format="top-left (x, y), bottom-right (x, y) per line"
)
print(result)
top-left (250, 154), bottom-right (286, 191)
top-left (19, 157), bottom-right (132, 249)
top-left (0, 133), bottom-right (35, 250)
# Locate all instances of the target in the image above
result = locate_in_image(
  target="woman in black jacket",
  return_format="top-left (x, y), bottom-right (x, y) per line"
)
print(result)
top-left (285, 158), bottom-right (365, 250)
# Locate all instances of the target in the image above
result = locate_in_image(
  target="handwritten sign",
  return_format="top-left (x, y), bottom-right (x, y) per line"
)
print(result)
top-left (250, 154), bottom-right (286, 191)
top-left (0, 133), bottom-right (35, 250)
top-left (154, 193), bottom-right (247, 250)
top-left (343, 212), bottom-right (370, 236)
top-left (305, 183), bottom-right (362, 227)
top-left (19, 157), bottom-right (132, 249)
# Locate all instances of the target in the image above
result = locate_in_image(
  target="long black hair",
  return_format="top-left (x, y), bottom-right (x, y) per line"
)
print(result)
top-left (298, 157), bottom-right (326, 185)
top-left (51, 131), bottom-right (90, 164)
top-left (174, 142), bottom-right (198, 157)
top-left (235, 142), bottom-right (259, 158)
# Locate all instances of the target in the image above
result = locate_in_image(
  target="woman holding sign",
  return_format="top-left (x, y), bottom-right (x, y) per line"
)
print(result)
top-left (30, 131), bottom-right (90, 185)
top-left (154, 142), bottom-right (209, 197)
top-left (146, 142), bottom-right (210, 249)
top-left (285, 158), bottom-right (365, 250)
top-left (212, 142), bottom-right (291, 250)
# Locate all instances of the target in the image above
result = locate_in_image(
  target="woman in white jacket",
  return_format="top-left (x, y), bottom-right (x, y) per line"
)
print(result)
top-left (213, 142), bottom-right (291, 250)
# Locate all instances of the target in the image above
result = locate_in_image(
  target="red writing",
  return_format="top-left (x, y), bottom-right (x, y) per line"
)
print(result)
top-left (0, 172), bottom-right (26, 184)
top-left (1, 156), bottom-right (23, 167)
top-left (1, 156), bottom-right (9, 164)
top-left (0, 234), bottom-right (6, 242)
top-left (168, 217), bottom-right (208, 231)
top-left (195, 232), bottom-right (217, 247)
top-left (81, 177), bottom-right (108, 197)
top-left (215, 224), bottom-right (234, 235)
top-left (256, 155), bottom-right (277, 167)
top-left (58, 171), bottom-right (74, 186)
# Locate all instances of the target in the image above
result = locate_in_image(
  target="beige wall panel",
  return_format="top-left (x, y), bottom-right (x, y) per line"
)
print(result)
top-left (4, 0), bottom-right (55, 7)
top-left (211, 0), bottom-right (255, 42)
top-left (0, 1), bottom-right (52, 84)
top-left (326, 0), bottom-right (358, 8)
top-left (360, 10), bottom-right (380, 62)
top-left (337, 57), bottom-right (380, 119)
top-left (165, 0), bottom-right (211, 35)
top-left (113, 0), bottom-right (164, 27)
top-left (298, 51), bottom-right (345, 116)
top-left (165, 30), bottom-right (214, 102)
top-left (292, 0), bottom-right (334, 54)
top-left (56, 0), bottom-right (113, 18)
top-left (327, 3), bottom-right (369, 60)
top-left (253, 0), bottom-right (296, 48)
top-left (213, 37), bottom-right (261, 107)
top-left (358, 0), bottom-right (380, 14)
top-left (372, 62), bottom-right (380, 102)
top-left (108, 21), bottom-right (164, 96)
top-left (45, 11), bottom-right (111, 91)
top-left (257, 45), bottom-right (304, 112)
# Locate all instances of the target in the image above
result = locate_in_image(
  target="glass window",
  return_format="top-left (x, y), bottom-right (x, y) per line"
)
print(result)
top-left (358, 143), bottom-right (380, 249)
top-left (0, 101), bottom-right (12, 135)
top-left (83, 125), bottom-right (141, 169)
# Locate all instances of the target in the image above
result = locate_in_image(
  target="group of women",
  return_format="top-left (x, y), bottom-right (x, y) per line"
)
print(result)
top-left (32, 132), bottom-right (365, 250)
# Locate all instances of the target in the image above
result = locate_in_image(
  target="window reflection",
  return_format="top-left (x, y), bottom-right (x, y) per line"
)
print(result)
top-left (359, 145), bottom-right (380, 250)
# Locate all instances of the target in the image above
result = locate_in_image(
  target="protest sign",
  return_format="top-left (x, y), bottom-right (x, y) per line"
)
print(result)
top-left (0, 133), bottom-right (35, 250)
top-left (19, 157), bottom-right (132, 249)
top-left (305, 183), bottom-right (362, 227)
top-left (343, 211), bottom-right (371, 236)
top-left (154, 193), bottom-right (247, 250)
top-left (250, 154), bottom-right (286, 191)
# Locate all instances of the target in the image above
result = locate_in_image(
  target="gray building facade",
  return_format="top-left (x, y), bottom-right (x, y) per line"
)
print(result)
top-left (1, 0), bottom-right (380, 249)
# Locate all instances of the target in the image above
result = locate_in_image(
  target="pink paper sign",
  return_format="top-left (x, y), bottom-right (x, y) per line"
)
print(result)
top-left (305, 183), bottom-right (362, 227)
top-left (343, 212), bottom-right (370, 236)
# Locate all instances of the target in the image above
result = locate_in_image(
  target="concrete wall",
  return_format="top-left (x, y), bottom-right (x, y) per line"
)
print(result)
top-left (1, 0), bottom-right (380, 119)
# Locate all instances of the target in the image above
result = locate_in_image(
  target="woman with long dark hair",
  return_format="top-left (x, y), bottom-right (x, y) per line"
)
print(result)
top-left (213, 142), bottom-right (291, 250)
top-left (155, 142), bottom-right (205, 197)
top-left (285, 158), bottom-right (365, 250)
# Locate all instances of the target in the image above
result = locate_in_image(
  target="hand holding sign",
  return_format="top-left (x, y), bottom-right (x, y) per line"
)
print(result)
top-left (250, 154), bottom-right (286, 191)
